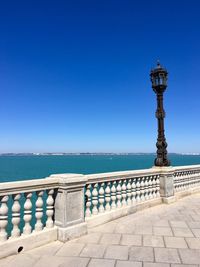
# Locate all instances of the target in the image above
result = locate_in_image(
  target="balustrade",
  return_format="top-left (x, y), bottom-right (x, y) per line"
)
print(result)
top-left (174, 168), bottom-right (200, 192)
top-left (0, 164), bottom-right (200, 249)
top-left (85, 174), bottom-right (160, 218)
top-left (0, 181), bottom-right (56, 243)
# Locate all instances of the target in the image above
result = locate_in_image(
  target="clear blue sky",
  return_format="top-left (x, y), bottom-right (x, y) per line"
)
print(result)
top-left (1, 0), bottom-right (200, 153)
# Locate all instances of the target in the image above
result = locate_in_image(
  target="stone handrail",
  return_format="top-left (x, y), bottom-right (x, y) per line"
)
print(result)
top-left (1, 165), bottom-right (200, 258)
top-left (85, 168), bottom-right (161, 183)
top-left (0, 177), bottom-right (58, 196)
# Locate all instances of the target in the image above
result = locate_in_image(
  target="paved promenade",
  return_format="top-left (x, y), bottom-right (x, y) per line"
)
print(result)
top-left (1, 194), bottom-right (200, 267)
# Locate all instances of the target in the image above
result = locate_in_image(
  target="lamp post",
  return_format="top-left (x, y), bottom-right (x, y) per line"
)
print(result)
top-left (150, 61), bottom-right (170, 167)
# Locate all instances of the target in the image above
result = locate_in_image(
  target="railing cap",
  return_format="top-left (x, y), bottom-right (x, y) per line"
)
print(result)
top-left (85, 167), bottom-right (161, 183)
top-left (173, 164), bottom-right (200, 171)
top-left (49, 173), bottom-right (88, 188)
top-left (0, 177), bottom-right (58, 196)
top-left (50, 173), bottom-right (84, 179)
top-left (152, 166), bottom-right (174, 174)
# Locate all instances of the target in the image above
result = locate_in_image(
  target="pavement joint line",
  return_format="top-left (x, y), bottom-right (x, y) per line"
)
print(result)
top-left (141, 234), bottom-right (144, 247)
top-left (97, 233), bottom-right (103, 244)
top-left (85, 257), bottom-right (91, 267)
top-left (78, 242), bottom-right (87, 256)
top-left (118, 233), bottom-right (123, 245)
top-left (98, 233), bottom-right (104, 243)
top-left (52, 243), bottom-right (64, 256)
top-left (152, 247), bottom-right (155, 263)
top-left (163, 235), bottom-right (167, 248)
top-left (184, 237), bottom-right (190, 249)
top-left (102, 244), bottom-right (109, 258)
top-left (127, 245), bottom-right (132, 261)
top-left (177, 248), bottom-right (183, 264)
top-left (170, 226), bottom-right (175, 237)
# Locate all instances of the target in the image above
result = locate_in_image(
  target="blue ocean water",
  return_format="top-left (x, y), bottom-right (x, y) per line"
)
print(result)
top-left (1, 154), bottom-right (200, 183)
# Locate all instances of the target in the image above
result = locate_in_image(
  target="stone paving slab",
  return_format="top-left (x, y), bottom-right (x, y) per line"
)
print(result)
top-left (88, 258), bottom-right (115, 267)
top-left (1, 194), bottom-right (200, 266)
top-left (154, 248), bottom-right (181, 264)
top-left (164, 236), bottom-right (188, 248)
top-left (143, 235), bottom-right (165, 247)
top-left (129, 246), bottom-right (154, 262)
top-left (185, 237), bottom-right (200, 249)
top-left (120, 234), bottom-right (142, 246)
top-left (99, 233), bottom-right (121, 244)
top-left (104, 245), bottom-right (129, 260)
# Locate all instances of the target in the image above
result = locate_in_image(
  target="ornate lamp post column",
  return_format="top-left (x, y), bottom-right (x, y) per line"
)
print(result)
top-left (150, 62), bottom-right (170, 167)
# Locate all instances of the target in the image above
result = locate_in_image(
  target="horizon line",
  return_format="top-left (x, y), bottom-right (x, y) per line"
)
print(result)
top-left (0, 152), bottom-right (200, 155)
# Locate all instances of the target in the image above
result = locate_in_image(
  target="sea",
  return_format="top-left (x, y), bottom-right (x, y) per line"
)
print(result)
top-left (1, 154), bottom-right (200, 183)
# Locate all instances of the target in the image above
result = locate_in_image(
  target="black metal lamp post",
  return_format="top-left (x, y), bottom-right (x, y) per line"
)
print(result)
top-left (150, 62), bottom-right (170, 167)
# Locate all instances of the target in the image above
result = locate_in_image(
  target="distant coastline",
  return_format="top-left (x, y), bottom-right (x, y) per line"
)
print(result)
top-left (0, 152), bottom-right (200, 156)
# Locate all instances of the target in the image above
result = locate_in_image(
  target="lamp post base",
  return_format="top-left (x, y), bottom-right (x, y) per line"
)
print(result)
top-left (154, 158), bottom-right (171, 167)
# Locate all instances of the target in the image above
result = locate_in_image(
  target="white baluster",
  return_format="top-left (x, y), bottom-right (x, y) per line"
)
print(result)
top-left (187, 174), bottom-right (190, 189)
top-left (136, 178), bottom-right (141, 202)
top-left (116, 180), bottom-right (122, 208)
top-left (181, 174), bottom-right (184, 189)
top-left (176, 174), bottom-right (179, 192)
top-left (181, 173), bottom-right (184, 190)
top-left (179, 173), bottom-right (182, 190)
top-left (177, 175), bottom-right (180, 191)
top-left (92, 184), bottom-right (98, 215)
top-left (192, 172), bottom-right (195, 187)
top-left (148, 176), bottom-right (153, 199)
top-left (131, 179), bottom-right (136, 204)
top-left (127, 179), bottom-right (132, 205)
top-left (173, 175), bottom-right (177, 192)
top-left (99, 183), bottom-right (105, 213)
top-left (85, 184), bottom-right (92, 217)
top-left (35, 191), bottom-right (44, 231)
top-left (182, 173), bottom-right (185, 190)
top-left (23, 192), bottom-right (32, 235)
top-left (46, 189), bottom-right (54, 228)
top-left (105, 182), bottom-right (111, 211)
top-left (194, 173), bottom-right (196, 187)
top-left (184, 173), bottom-right (188, 189)
top-left (174, 174), bottom-right (177, 191)
top-left (178, 173), bottom-right (181, 191)
top-left (179, 174), bottom-right (181, 190)
top-left (0, 195), bottom-right (9, 242)
top-left (144, 177), bottom-right (149, 200)
top-left (111, 181), bottom-right (117, 210)
top-left (140, 177), bottom-right (145, 201)
top-left (193, 172), bottom-right (196, 187)
top-left (121, 179), bottom-right (127, 206)
top-left (197, 172), bottom-right (200, 186)
top-left (182, 175), bottom-right (184, 190)
top-left (156, 176), bottom-right (160, 197)
top-left (152, 176), bottom-right (156, 198)
top-left (11, 194), bottom-right (21, 238)
top-left (177, 175), bottom-right (180, 190)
